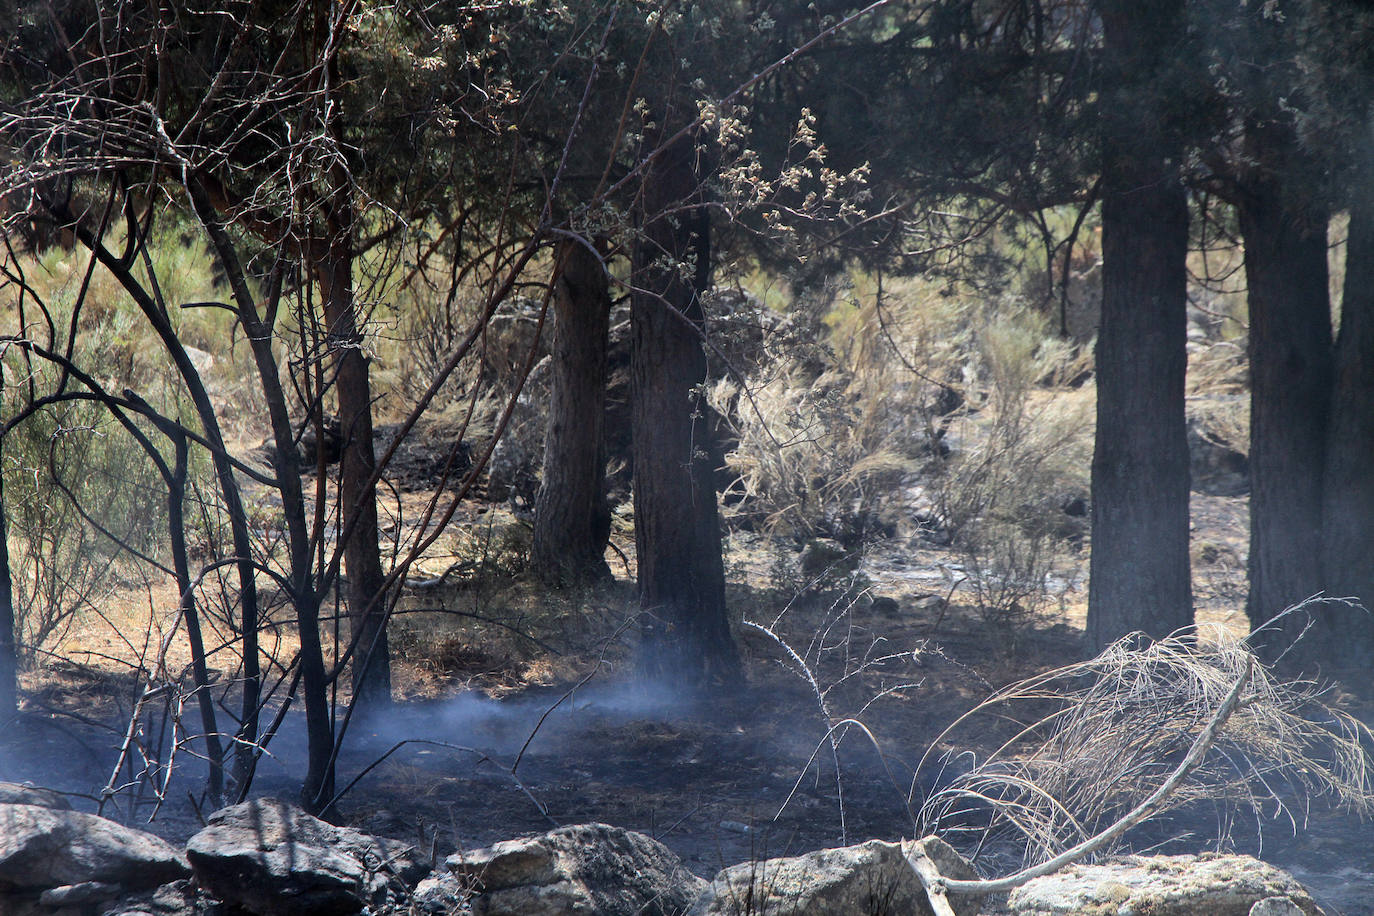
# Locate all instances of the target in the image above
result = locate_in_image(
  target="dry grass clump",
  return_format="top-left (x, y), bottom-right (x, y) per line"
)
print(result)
top-left (713, 270), bottom-right (1093, 632)
top-left (1187, 340), bottom-right (1250, 462)
top-left (708, 275), bottom-right (937, 543)
top-left (917, 615), bottom-right (1374, 867)
top-left (1, 234), bottom-right (240, 665)
top-left (927, 303), bottom-right (1092, 631)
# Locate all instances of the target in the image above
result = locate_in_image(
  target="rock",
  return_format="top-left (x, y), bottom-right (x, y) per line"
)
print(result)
top-left (0, 782), bottom-right (72, 810)
top-left (688, 836), bottom-right (982, 916)
top-left (40, 880), bottom-right (121, 907)
top-left (870, 596), bottom-right (901, 617)
top-left (447, 823), bottom-right (705, 916)
top-left (183, 346), bottom-right (215, 375)
top-left (1251, 898), bottom-right (1308, 916)
top-left (799, 538), bottom-right (857, 578)
top-left (186, 798), bottom-right (428, 916)
top-left (101, 879), bottom-right (228, 916)
top-left (1006, 853), bottom-right (1323, 916)
top-left (0, 803), bottom-right (189, 892)
top-left (410, 872), bottom-right (470, 916)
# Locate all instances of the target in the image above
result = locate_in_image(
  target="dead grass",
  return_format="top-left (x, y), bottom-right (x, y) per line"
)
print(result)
top-left (919, 618), bottom-right (1374, 874)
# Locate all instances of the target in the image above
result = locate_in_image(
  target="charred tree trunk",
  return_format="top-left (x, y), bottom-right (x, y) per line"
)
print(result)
top-left (1086, 0), bottom-right (1194, 652)
top-left (166, 432), bottom-right (224, 804)
top-left (317, 225), bottom-right (392, 711)
top-left (187, 183), bottom-right (334, 811)
top-left (1237, 118), bottom-right (1335, 662)
top-left (66, 198), bottom-right (267, 798)
top-left (0, 384), bottom-right (17, 720)
top-left (1318, 177), bottom-right (1374, 673)
top-left (631, 131), bottom-right (742, 688)
top-left (533, 237), bottom-right (613, 587)
top-left (315, 5), bottom-right (390, 709)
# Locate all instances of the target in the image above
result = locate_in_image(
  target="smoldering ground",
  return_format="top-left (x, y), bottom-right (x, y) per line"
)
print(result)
top-left (2, 628), bottom-right (1371, 913)
top-left (0, 668), bottom-right (924, 872)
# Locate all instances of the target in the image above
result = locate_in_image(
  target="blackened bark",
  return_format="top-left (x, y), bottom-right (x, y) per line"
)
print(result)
top-left (631, 131), bottom-right (742, 687)
top-left (187, 184), bottom-right (333, 811)
top-left (0, 398), bottom-right (17, 720)
top-left (167, 434), bottom-right (223, 804)
top-left (1318, 183), bottom-right (1374, 672)
top-left (533, 237), bottom-right (613, 587)
top-left (1237, 118), bottom-right (1335, 663)
top-left (317, 229), bottom-right (392, 711)
top-left (69, 201), bottom-right (266, 798)
top-left (1087, 0), bottom-right (1194, 652)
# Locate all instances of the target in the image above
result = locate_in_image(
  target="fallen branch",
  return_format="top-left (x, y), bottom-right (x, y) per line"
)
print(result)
top-left (909, 655), bottom-right (1253, 906)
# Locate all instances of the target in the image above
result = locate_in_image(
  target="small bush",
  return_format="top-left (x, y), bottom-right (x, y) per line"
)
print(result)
top-left (3, 391), bottom-right (169, 661)
top-left (1, 236), bottom-right (220, 662)
top-left (926, 299), bottom-right (1091, 632)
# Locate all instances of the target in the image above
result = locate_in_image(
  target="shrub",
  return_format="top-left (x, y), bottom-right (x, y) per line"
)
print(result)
top-left (925, 297), bottom-right (1092, 632)
top-left (1, 238), bottom-right (216, 662)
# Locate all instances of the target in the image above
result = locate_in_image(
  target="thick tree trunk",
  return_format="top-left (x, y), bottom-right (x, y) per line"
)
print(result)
top-left (1236, 119), bottom-right (1335, 664)
top-left (631, 131), bottom-right (742, 688)
top-left (1318, 182), bottom-right (1374, 673)
top-left (1086, 0), bottom-right (1194, 653)
top-left (317, 229), bottom-right (392, 711)
top-left (533, 237), bottom-right (613, 587)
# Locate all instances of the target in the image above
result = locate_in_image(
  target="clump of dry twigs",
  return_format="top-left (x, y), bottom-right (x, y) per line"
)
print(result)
top-left (916, 609), bottom-right (1374, 869)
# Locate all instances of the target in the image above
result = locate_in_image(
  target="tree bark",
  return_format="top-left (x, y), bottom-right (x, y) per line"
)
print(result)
top-left (187, 183), bottom-right (334, 811)
top-left (166, 433), bottom-right (224, 804)
top-left (631, 131), bottom-right (742, 687)
top-left (533, 237), bottom-right (613, 587)
top-left (314, 0), bottom-right (390, 710)
top-left (1086, 0), bottom-right (1194, 653)
top-left (1236, 117), bottom-right (1335, 664)
top-left (69, 200), bottom-right (267, 798)
top-left (0, 383), bottom-right (18, 720)
top-left (1317, 176), bottom-right (1374, 673)
top-left (317, 231), bottom-right (392, 711)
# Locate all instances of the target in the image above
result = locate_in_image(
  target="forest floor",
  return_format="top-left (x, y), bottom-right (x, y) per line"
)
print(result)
top-left (2, 481), bottom-right (1372, 915)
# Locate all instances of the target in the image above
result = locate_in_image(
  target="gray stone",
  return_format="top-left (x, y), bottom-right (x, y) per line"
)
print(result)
top-left (101, 879), bottom-right (229, 916)
top-left (186, 798), bottom-right (428, 916)
top-left (40, 881), bottom-right (121, 906)
top-left (410, 872), bottom-right (472, 915)
top-left (870, 596), bottom-right (901, 617)
top-left (0, 782), bottom-right (73, 810)
top-left (0, 804), bottom-right (189, 892)
top-left (687, 836), bottom-right (982, 916)
top-left (1006, 853), bottom-right (1323, 916)
top-left (1251, 898), bottom-right (1308, 916)
top-left (800, 539), bottom-right (857, 578)
top-left (448, 823), bottom-right (705, 916)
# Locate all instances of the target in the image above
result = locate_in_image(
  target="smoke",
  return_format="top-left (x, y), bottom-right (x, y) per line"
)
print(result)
top-left (357, 677), bottom-right (696, 760)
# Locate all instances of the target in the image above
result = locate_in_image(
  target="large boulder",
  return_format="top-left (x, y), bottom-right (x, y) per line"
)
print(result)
top-left (1006, 853), bottom-right (1324, 916)
top-left (0, 782), bottom-right (72, 810)
top-left (447, 823), bottom-right (706, 916)
top-left (186, 799), bottom-right (428, 916)
top-left (687, 836), bottom-right (983, 916)
top-left (0, 803), bottom-right (189, 893)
